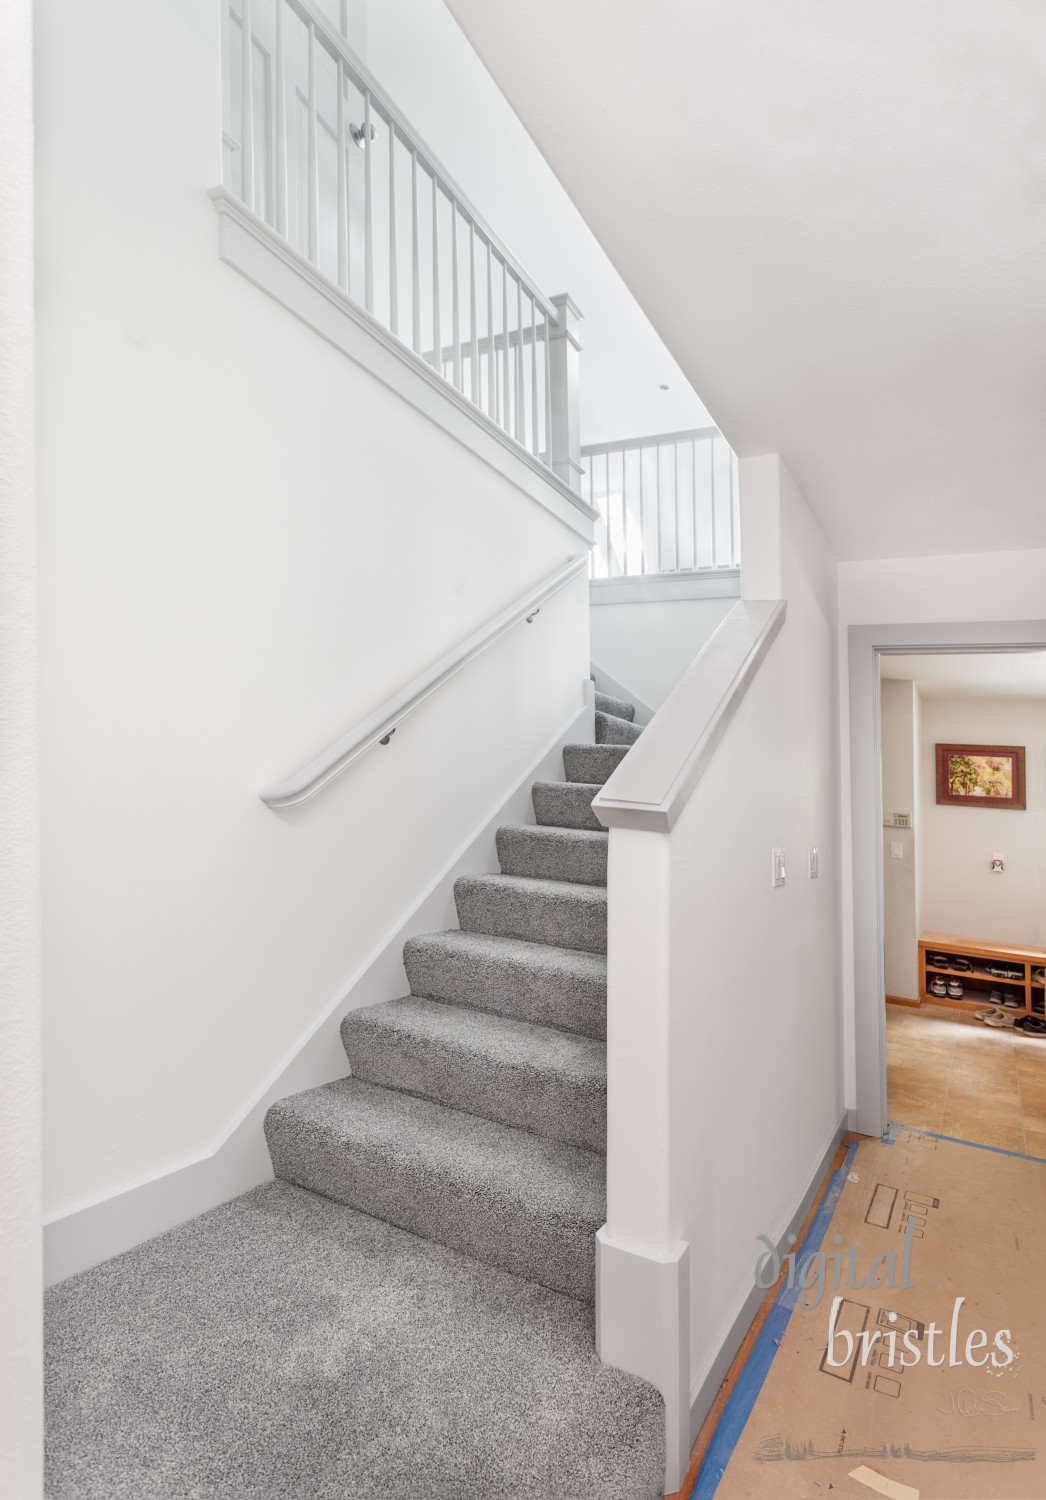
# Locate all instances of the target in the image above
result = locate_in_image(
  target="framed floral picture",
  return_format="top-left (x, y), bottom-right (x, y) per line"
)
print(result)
top-left (935, 743), bottom-right (1026, 809)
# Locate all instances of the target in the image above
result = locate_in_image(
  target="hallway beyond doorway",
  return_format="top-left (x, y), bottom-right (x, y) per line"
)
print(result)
top-left (887, 1001), bottom-right (1046, 1157)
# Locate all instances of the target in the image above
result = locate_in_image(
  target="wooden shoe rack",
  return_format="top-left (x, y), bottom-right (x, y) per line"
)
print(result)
top-left (919, 930), bottom-right (1046, 1016)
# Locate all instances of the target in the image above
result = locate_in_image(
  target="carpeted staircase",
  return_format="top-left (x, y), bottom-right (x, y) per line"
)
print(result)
top-left (45, 690), bottom-right (666, 1499)
top-left (265, 690), bottom-right (642, 1303)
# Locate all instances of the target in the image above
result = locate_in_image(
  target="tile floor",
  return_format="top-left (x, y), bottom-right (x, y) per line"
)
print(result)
top-left (887, 1001), bottom-right (1046, 1158)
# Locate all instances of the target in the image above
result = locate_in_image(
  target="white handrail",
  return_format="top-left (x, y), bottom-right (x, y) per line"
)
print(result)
top-left (259, 554), bottom-right (590, 808)
top-left (591, 599), bottom-right (786, 832)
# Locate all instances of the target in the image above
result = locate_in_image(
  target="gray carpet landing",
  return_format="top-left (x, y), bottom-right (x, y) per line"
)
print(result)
top-left (45, 698), bottom-right (663, 1497)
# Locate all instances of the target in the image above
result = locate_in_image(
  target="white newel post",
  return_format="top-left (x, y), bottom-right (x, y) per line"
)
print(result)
top-left (548, 293), bottom-right (583, 493)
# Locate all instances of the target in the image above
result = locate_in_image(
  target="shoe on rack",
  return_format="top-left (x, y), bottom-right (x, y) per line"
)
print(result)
top-left (987, 964), bottom-right (1023, 981)
top-left (1033, 967), bottom-right (1045, 986)
top-left (983, 1011), bottom-right (1016, 1028)
top-left (950, 955), bottom-right (972, 972)
top-left (1002, 991), bottom-right (1024, 1009)
top-left (930, 977), bottom-right (948, 997)
top-left (929, 952), bottom-right (950, 969)
top-left (947, 980), bottom-right (964, 998)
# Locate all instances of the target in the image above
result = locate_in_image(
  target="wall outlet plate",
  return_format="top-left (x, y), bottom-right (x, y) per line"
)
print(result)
top-left (771, 848), bottom-right (786, 888)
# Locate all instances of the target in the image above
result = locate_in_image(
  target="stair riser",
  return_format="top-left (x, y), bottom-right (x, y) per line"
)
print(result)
top-left (496, 826), bottom-right (607, 886)
top-left (342, 1011), bottom-right (606, 1154)
top-left (456, 881), bottom-right (607, 955)
top-left (594, 691), bottom-right (635, 723)
top-left (403, 936), bottom-right (606, 1040)
top-left (595, 711), bottom-right (643, 747)
top-left (562, 744), bottom-right (629, 786)
top-left (264, 1105), bottom-right (597, 1301)
top-left (531, 781), bottom-right (603, 832)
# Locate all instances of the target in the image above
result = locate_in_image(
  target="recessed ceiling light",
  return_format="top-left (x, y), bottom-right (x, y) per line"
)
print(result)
top-left (659, 383), bottom-right (669, 391)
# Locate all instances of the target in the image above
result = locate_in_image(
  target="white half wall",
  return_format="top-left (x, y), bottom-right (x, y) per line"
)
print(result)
top-left (36, 0), bottom-right (590, 1227)
top-left (590, 597), bottom-right (735, 713)
top-left (918, 695), bottom-right (1046, 948)
top-left (672, 460), bottom-right (842, 1406)
top-left (0, 0), bottom-right (42, 1490)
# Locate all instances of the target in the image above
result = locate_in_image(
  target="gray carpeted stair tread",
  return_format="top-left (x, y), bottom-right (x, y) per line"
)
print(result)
top-left (496, 823), bottom-right (607, 885)
top-left (455, 873), bottom-right (607, 954)
top-left (532, 779), bottom-right (603, 831)
top-left (403, 930), bottom-right (606, 1039)
top-left (595, 709), bottom-right (643, 746)
top-left (594, 690), bottom-right (635, 722)
top-left (342, 996), bottom-right (606, 1152)
top-left (265, 1077), bottom-right (605, 1301)
top-left (563, 742), bottom-right (630, 787)
top-left (45, 1180), bottom-right (665, 1499)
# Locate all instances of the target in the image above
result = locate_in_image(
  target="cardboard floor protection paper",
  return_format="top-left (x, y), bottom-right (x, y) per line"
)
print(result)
top-left (706, 1129), bottom-right (1046, 1500)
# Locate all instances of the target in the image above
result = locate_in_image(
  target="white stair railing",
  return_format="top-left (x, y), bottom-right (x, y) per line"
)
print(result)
top-left (222, 0), bottom-right (582, 491)
top-left (582, 427), bottom-right (741, 578)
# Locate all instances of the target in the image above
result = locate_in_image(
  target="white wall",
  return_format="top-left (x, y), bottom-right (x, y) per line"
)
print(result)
top-left (918, 695), bottom-right (1046, 948)
top-left (837, 545), bottom-right (1046, 1105)
top-left (590, 597), bottom-right (735, 712)
top-left (0, 0), bottom-right (42, 1489)
top-left (880, 679), bottom-right (919, 1000)
top-left (675, 460), bottom-right (840, 1396)
top-left (36, 0), bottom-right (589, 1225)
top-left (361, 0), bottom-right (713, 446)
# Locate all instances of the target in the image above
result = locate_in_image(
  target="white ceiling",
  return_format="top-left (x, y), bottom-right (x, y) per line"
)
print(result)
top-left (444, 0), bottom-right (1046, 561)
top-left (881, 651), bottom-right (1046, 697)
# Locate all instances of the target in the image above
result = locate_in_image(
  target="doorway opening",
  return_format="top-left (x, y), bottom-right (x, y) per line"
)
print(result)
top-left (878, 650), bottom-right (1046, 1155)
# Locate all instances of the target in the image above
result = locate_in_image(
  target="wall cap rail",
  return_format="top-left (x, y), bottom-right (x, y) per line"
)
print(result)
top-left (259, 553), bottom-right (590, 808)
top-left (591, 598), bottom-right (786, 832)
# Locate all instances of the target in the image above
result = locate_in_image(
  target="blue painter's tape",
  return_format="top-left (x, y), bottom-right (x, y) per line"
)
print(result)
top-left (889, 1122), bottom-right (1046, 1164)
top-left (690, 1140), bottom-right (859, 1500)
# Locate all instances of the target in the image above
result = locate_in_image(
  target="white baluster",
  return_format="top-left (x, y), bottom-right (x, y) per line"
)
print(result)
top-left (691, 439), bottom-right (699, 568)
top-left (241, 0), bottom-right (255, 211)
top-left (273, 0), bottom-right (287, 236)
top-left (364, 91), bottom-right (373, 312)
top-left (709, 437), bottom-right (717, 568)
top-left (674, 441), bottom-right (680, 571)
top-left (655, 444), bottom-right (662, 573)
top-left (621, 452), bottom-right (629, 575)
top-left (543, 314), bottom-right (552, 465)
top-left (411, 149), bottom-right (421, 354)
top-left (431, 177), bottom-right (441, 373)
top-left (469, 223), bottom-right (479, 405)
top-left (729, 446), bottom-right (738, 566)
top-left (336, 58), bottom-right (347, 290)
top-left (389, 124), bottom-right (398, 336)
top-left (307, 22), bottom-right (318, 264)
top-left (515, 278), bottom-right (523, 441)
top-left (501, 260), bottom-right (510, 433)
top-left (485, 240), bottom-right (495, 418)
top-left (529, 296), bottom-right (538, 456)
top-left (451, 208), bottom-right (461, 390)
top-left (639, 446), bottom-right (647, 573)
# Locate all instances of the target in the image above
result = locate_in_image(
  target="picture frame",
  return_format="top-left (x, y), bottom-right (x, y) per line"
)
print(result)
top-left (935, 743), bottom-right (1026, 809)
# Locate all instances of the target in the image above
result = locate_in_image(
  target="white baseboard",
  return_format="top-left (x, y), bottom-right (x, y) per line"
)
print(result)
top-left (44, 682), bottom-right (597, 1286)
top-left (687, 1110), bottom-right (850, 1444)
top-left (590, 659), bottom-right (655, 727)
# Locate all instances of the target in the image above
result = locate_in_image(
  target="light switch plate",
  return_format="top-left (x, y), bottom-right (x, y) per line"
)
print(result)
top-left (808, 847), bottom-right (819, 879)
top-left (771, 848), bottom-right (786, 888)
top-left (890, 841), bottom-right (903, 860)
